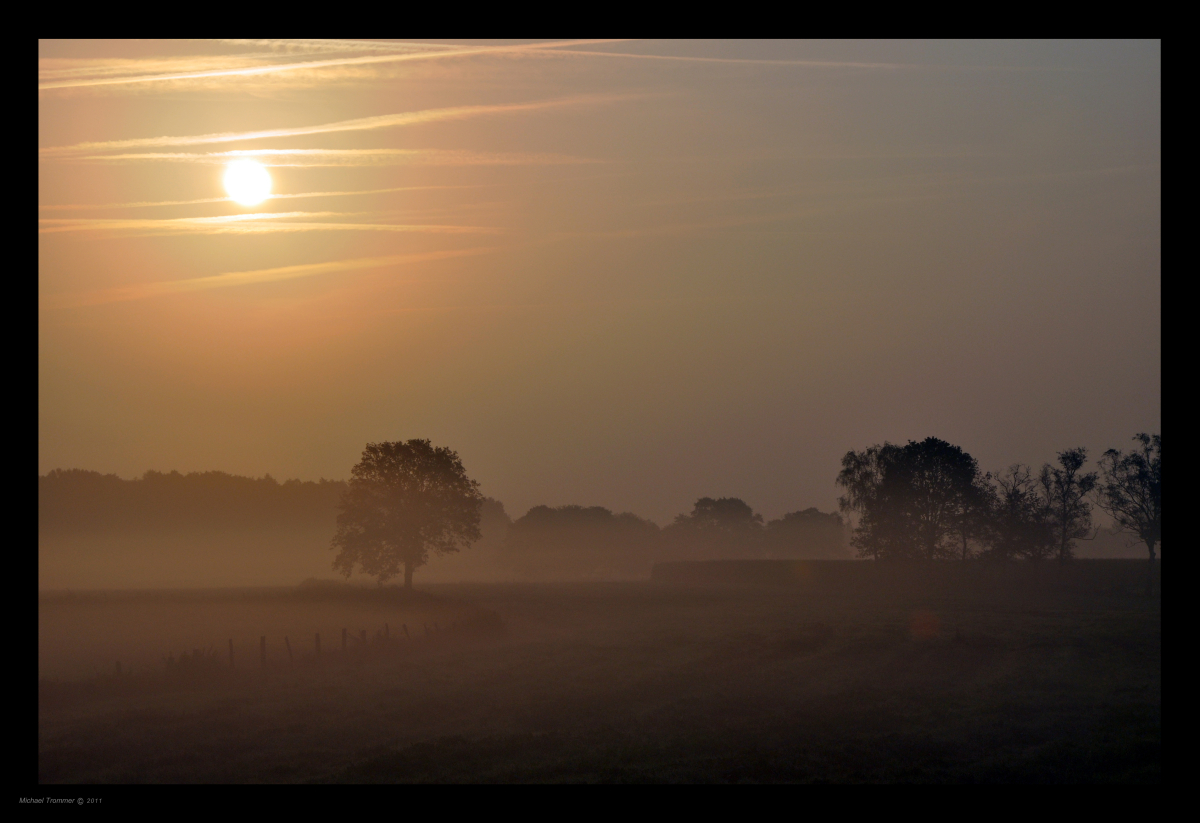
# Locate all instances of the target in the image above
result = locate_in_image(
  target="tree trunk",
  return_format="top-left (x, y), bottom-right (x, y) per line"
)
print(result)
top-left (404, 561), bottom-right (414, 590)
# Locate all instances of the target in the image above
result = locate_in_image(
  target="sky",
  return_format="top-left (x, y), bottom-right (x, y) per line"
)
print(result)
top-left (38, 40), bottom-right (1161, 525)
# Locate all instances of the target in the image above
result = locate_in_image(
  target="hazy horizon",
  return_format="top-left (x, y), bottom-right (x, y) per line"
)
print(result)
top-left (40, 40), bottom-right (1160, 526)
top-left (36, 42), bottom-right (1161, 786)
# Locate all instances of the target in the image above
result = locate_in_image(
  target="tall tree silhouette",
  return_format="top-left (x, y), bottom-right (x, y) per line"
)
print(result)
top-left (985, 464), bottom-right (1055, 560)
top-left (665, 497), bottom-right (764, 558)
top-left (949, 471), bottom-right (996, 560)
top-left (331, 440), bottom-right (482, 589)
top-left (1038, 448), bottom-right (1098, 561)
top-left (837, 438), bottom-right (985, 560)
top-left (1096, 433), bottom-right (1161, 594)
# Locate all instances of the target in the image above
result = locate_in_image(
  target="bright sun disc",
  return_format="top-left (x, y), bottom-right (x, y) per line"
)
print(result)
top-left (223, 159), bottom-right (272, 206)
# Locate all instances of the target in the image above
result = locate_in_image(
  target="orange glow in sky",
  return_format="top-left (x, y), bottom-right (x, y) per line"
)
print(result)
top-left (38, 40), bottom-right (1160, 523)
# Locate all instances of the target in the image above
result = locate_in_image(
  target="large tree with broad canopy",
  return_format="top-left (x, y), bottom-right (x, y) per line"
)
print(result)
top-left (331, 440), bottom-right (482, 588)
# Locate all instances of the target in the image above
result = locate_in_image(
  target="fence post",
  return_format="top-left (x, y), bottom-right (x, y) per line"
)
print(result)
top-left (228, 639), bottom-right (234, 668)
top-left (285, 636), bottom-right (294, 666)
top-left (260, 636), bottom-right (266, 666)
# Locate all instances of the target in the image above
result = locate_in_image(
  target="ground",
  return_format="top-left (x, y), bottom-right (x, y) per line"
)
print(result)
top-left (37, 563), bottom-right (1160, 783)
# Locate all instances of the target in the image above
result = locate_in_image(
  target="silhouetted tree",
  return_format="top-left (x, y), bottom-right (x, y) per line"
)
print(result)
top-left (834, 445), bottom-right (892, 556)
top-left (501, 505), bottom-right (659, 578)
top-left (948, 472), bottom-right (997, 560)
top-left (331, 440), bottom-right (482, 589)
top-left (764, 508), bottom-right (848, 559)
top-left (836, 438), bottom-right (986, 560)
top-left (664, 497), bottom-right (764, 558)
top-left (984, 464), bottom-right (1055, 560)
top-left (679, 497), bottom-right (763, 532)
top-left (1096, 433), bottom-right (1161, 594)
top-left (1038, 448), bottom-right (1098, 562)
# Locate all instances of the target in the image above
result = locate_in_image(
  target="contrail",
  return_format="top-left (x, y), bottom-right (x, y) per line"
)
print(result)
top-left (38, 212), bottom-right (502, 236)
top-left (39, 95), bottom-right (628, 158)
top-left (46, 247), bottom-right (500, 308)
top-left (38, 40), bottom-right (629, 90)
top-left (38, 185), bottom-right (486, 211)
top-left (69, 148), bottom-right (601, 167)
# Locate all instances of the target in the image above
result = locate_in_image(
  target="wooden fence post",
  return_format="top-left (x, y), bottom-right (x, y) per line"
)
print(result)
top-left (285, 636), bottom-right (294, 666)
top-left (260, 636), bottom-right (266, 666)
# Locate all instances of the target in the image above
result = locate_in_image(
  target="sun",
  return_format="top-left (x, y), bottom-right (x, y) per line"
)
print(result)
top-left (223, 159), bottom-right (272, 206)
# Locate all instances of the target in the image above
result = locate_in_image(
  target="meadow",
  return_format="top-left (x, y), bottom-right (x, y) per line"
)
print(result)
top-left (38, 561), bottom-right (1160, 783)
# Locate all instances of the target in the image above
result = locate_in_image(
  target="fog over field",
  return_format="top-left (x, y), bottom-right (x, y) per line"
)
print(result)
top-left (38, 465), bottom-right (1145, 591)
top-left (38, 39), bottom-right (1158, 785)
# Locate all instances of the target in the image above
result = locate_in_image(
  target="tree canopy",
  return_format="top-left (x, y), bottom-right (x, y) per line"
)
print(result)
top-left (501, 505), bottom-right (659, 579)
top-left (663, 497), bottom-right (765, 558)
top-left (764, 508), bottom-right (848, 559)
top-left (1039, 448), bottom-right (1098, 561)
top-left (1096, 433), bottom-right (1161, 569)
top-left (837, 438), bottom-right (986, 560)
top-left (331, 440), bottom-right (483, 588)
top-left (985, 464), bottom-right (1055, 560)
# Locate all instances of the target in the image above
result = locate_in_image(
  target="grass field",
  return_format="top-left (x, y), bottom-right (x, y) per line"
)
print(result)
top-left (37, 561), bottom-right (1160, 783)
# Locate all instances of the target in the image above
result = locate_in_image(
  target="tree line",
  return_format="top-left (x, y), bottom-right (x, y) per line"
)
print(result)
top-left (836, 434), bottom-right (1161, 577)
top-left (39, 458), bottom-right (846, 587)
top-left (328, 435), bottom-right (1159, 589)
top-left (326, 443), bottom-right (849, 586)
top-left (498, 499), bottom-right (846, 579)
top-left (38, 469), bottom-right (347, 533)
top-left (39, 432), bottom-right (1159, 591)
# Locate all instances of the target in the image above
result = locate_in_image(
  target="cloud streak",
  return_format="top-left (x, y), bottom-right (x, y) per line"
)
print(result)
top-left (38, 185), bottom-right (486, 211)
top-left (39, 95), bottom-right (626, 158)
top-left (548, 49), bottom-right (1074, 72)
top-left (39, 40), bottom-right (1057, 97)
top-left (550, 50), bottom-right (916, 69)
top-left (39, 212), bottom-right (502, 237)
top-left (38, 50), bottom-right (356, 84)
top-left (68, 148), bottom-right (601, 167)
top-left (39, 41), bottom-right (473, 85)
top-left (47, 248), bottom-right (500, 309)
top-left (37, 40), bottom-right (628, 91)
